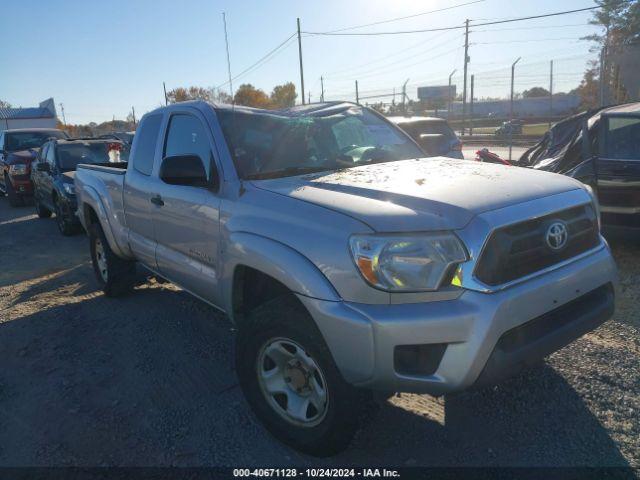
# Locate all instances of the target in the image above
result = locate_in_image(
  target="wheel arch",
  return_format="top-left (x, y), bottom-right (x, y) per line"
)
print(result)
top-left (80, 186), bottom-right (129, 258)
top-left (224, 232), bottom-right (340, 325)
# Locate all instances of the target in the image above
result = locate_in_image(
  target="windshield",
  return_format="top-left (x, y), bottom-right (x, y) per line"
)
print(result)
top-left (57, 143), bottom-right (112, 171)
top-left (6, 131), bottom-right (67, 152)
top-left (217, 106), bottom-right (423, 179)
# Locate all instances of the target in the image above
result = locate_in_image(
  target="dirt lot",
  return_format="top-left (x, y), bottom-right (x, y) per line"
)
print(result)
top-left (0, 198), bottom-right (638, 467)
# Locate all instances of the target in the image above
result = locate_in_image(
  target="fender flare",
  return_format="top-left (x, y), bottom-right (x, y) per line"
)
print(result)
top-left (80, 185), bottom-right (129, 258)
top-left (222, 232), bottom-right (341, 319)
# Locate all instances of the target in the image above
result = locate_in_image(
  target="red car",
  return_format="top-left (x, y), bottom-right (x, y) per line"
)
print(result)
top-left (0, 128), bottom-right (68, 206)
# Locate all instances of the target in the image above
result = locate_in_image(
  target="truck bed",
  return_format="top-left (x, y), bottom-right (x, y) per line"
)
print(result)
top-left (75, 162), bottom-right (131, 258)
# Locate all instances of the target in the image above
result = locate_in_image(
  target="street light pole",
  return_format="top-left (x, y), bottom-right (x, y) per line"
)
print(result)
top-left (509, 56), bottom-right (521, 161)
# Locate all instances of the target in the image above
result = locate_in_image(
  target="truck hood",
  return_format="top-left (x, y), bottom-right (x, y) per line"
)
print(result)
top-left (251, 157), bottom-right (583, 232)
top-left (5, 148), bottom-right (38, 165)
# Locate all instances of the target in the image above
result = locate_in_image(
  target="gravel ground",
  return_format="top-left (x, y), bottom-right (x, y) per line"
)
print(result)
top-left (0, 198), bottom-right (638, 467)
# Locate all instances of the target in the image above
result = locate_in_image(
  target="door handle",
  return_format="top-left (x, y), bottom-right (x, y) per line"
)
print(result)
top-left (150, 194), bottom-right (164, 206)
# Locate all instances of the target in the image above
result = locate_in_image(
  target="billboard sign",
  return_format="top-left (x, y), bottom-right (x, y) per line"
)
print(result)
top-left (417, 85), bottom-right (456, 101)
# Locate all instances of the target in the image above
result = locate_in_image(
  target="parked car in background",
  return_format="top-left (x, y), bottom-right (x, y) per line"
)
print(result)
top-left (75, 101), bottom-right (616, 456)
top-left (0, 128), bottom-right (68, 206)
top-left (388, 116), bottom-right (463, 159)
top-left (495, 120), bottom-right (523, 136)
top-left (31, 137), bottom-right (124, 235)
top-left (519, 102), bottom-right (640, 229)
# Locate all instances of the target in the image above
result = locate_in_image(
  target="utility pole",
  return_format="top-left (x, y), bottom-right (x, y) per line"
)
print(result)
top-left (599, 45), bottom-right (606, 107)
top-left (509, 57), bottom-right (521, 161)
top-left (448, 69), bottom-right (457, 121)
top-left (470, 75), bottom-right (474, 136)
top-left (355, 80), bottom-right (359, 104)
top-left (59, 103), bottom-right (66, 125)
top-left (132, 106), bottom-right (136, 127)
top-left (163, 82), bottom-right (168, 105)
top-left (402, 78), bottom-right (409, 115)
top-left (222, 12), bottom-right (234, 98)
top-left (320, 76), bottom-right (325, 102)
top-left (462, 19), bottom-right (470, 136)
top-left (308, 91), bottom-right (311, 104)
top-left (549, 60), bottom-right (554, 129)
top-left (297, 18), bottom-right (305, 105)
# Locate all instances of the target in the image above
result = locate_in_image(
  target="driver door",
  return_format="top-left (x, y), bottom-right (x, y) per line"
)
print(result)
top-left (151, 110), bottom-right (223, 307)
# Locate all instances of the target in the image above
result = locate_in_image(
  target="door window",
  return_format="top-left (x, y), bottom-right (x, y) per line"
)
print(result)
top-left (163, 114), bottom-right (212, 178)
top-left (132, 114), bottom-right (163, 175)
top-left (605, 116), bottom-right (640, 160)
top-left (46, 143), bottom-right (56, 166)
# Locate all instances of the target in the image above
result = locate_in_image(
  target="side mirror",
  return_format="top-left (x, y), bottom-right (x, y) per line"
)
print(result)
top-left (37, 162), bottom-right (50, 172)
top-left (159, 154), bottom-right (208, 187)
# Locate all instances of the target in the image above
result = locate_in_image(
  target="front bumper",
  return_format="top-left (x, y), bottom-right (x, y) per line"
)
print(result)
top-left (299, 242), bottom-right (617, 395)
top-left (9, 175), bottom-right (33, 195)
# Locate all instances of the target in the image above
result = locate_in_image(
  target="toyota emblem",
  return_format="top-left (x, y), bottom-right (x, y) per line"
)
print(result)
top-left (545, 221), bottom-right (569, 251)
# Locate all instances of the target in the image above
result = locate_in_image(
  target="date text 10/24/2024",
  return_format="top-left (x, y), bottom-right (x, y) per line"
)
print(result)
top-left (233, 469), bottom-right (401, 478)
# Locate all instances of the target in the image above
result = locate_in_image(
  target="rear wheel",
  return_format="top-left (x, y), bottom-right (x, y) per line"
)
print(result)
top-left (235, 295), bottom-right (364, 456)
top-left (34, 196), bottom-right (52, 218)
top-left (89, 222), bottom-right (135, 297)
top-left (54, 197), bottom-right (76, 235)
top-left (5, 175), bottom-right (24, 207)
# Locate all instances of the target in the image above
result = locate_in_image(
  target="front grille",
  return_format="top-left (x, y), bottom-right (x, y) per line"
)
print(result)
top-left (474, 204), bottom-right (600, 286)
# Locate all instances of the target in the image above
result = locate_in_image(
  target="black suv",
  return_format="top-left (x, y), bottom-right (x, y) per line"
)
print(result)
top-left (31, 137), bottom-right (124, 235)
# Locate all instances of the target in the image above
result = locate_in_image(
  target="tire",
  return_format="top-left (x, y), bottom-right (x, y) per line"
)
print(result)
top-left (54, 197), bottom-right (76, 236)
top-left (34, 196), bottom-right (52, 218)
top-left (5, 175), bottom-right (24, 207)
top-left (89, 222), bottom-right (135, 297)
top-left (235, 295), bottom-right (364, 456)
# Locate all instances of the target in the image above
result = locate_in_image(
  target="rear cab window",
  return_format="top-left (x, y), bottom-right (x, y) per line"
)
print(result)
top-left (131, 114), bottom-right (163, 175)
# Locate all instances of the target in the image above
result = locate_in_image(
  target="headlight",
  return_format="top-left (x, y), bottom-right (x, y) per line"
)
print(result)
top-left (63, 183), bottom-right (75, 195)
top-left (349, 233), bottom-right (468, 292)
top-left (583, 184), bottom-right (601, 231)
top-left (8, 164), bottom-right (27, 175)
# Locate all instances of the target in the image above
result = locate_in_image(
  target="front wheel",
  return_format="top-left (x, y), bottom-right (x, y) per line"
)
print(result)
top-left (235, 295), bottom-right (364, 456)
top-left (5, 175), bottom-right (24, 207)
top-left (89, 223), bottom-right (135, 297)
top-left (35, 197), bottom-right (52, 218)
top-left (54, 198), bottom-right (76, 236)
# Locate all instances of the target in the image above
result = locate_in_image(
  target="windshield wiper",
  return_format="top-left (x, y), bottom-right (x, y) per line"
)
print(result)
top-left (245, 166), bottom-right (331, 180)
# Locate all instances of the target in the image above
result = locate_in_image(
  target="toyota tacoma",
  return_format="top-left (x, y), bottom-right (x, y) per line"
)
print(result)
top-left (74, 101), bottom-right (617, 456)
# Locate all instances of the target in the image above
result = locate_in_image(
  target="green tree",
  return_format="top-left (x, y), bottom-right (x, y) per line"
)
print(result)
top-left (522, 87), bottom-right (551, 98)
top-left (582, 0), bottom-right (640, 104)
top-left (270, 82), bottom-right (297, 108)
top-left (584, 0), bottom-right (640, 46)
top-left (571, 61), bottom-right (601, 110)
top-left (234, 84), bottom-right (272, 108)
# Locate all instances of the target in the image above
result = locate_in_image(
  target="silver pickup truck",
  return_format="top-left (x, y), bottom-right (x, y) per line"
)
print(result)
top-left (75, 101), bottom-right (617, 456)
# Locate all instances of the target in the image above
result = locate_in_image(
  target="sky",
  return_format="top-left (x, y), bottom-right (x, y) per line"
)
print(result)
top-left (0, 0), bottom-right (604, 124)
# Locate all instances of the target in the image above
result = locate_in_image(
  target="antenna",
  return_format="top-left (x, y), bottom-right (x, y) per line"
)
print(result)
top-left (223, 12), bottom-right (234, 98)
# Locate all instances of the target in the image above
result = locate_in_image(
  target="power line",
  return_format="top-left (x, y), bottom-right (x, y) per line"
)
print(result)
top-left (322, 30), bottom-right (453, 77)
top-left (304, 6), bottom-right (600, 36)
top-left (325, 34), bottom-right (463, 80)
top-left (473, 37), bottom-right (583, 45)
top-left (471, 22), bottom-right (591, 33)
top-left (215, 32), bottom-right (296, 89)
top-left (320, 0), bottom-right (485, 33)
